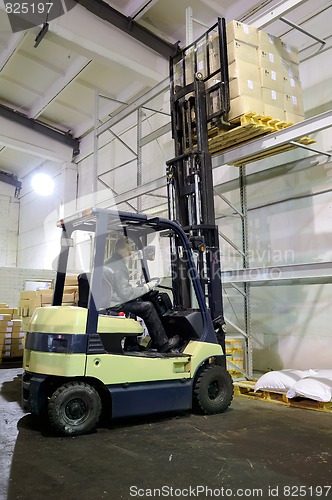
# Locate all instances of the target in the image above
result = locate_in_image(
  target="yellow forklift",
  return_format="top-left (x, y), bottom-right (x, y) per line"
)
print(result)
top-left (22, 18), bottom-right (234, 436)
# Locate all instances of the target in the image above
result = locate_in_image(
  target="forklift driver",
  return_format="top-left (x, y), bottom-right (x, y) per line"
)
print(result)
top-left (103, 237), bottom-right (180, 353)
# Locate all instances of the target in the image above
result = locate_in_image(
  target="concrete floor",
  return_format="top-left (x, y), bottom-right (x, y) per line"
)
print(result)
top-left (1, 366), bottom-right (331, 500)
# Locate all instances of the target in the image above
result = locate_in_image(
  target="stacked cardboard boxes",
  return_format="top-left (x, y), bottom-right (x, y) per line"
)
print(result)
top-left (226, 21), bottom-right (263, 121)
top-left (0, 304), bottom-right (24, 362)
top-left (226, 20), bottom-right (303, 123)
top-left (19, 276), bottom-right (79, 333)
top-left (173, 20), bottom-right (304, 125)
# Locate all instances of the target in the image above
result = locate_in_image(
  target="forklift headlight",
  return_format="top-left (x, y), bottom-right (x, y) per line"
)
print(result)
top-left (48, 336), bottom-right (69, 353)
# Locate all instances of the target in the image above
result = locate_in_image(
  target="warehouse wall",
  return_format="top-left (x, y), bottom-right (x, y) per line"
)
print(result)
top-left (0, 182), bottom-right (19, 267)
top-left (17, 163), bottom-right (77, 270)
top-left (219, 49), bottom-right (332, 371)
top-left (0, 267), bottom-right (55, 308)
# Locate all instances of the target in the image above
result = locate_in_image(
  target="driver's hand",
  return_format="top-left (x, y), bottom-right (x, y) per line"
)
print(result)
top-left (142, 279), bottom-right (158, 293)
top-left (147, 279), bottom-right (158, 290)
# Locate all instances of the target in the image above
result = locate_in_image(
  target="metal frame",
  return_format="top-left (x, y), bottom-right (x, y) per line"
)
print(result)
top-left (93, 85), bottom-right (171, 213)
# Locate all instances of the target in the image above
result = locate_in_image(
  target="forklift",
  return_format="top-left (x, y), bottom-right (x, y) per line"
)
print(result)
top-left (22, 19), bottom-right (234, 436)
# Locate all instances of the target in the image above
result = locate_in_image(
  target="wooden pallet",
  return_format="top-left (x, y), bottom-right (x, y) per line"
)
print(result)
top-left (208, 113), bottom-right (316, 164)
top-left (234, 380), bottom-right (332, 414)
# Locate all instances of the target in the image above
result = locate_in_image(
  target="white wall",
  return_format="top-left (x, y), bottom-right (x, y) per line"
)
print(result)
top-left (0, 182), bottom-right (19, 267)
top-left (0, 267), bottom-right (55, 308)
top-left (17, 162), bottom-right (78, 270)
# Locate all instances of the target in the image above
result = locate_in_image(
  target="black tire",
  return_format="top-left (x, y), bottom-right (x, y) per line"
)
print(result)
top-left (193, 365), bottom-right (234, 414)
top-left (48, 381), bottom-right (102, 436)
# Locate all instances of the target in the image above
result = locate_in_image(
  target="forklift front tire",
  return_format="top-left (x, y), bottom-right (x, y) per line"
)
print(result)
top-left (48, 381), bottom-right (102, 436)
top-left (193, 365), bottom-right (233, 414)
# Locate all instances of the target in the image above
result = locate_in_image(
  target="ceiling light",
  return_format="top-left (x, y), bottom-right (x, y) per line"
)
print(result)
top-left (31, 173), bottom-right (55, 196)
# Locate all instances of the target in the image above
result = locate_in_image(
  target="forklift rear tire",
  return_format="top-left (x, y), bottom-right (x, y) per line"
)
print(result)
top-left (48, 381), bottom-right (102, 436)
top-left (193, 365), bottom-right (233, 414)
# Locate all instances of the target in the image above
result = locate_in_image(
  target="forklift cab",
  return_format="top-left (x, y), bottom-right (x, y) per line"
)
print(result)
top-left (52, 208), bottom-right (218, 348)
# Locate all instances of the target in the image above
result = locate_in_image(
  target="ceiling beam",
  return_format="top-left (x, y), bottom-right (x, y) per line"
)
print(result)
top-left (248, 0), bottom-right (309, 28)
top-left (73, 0), bottom-right (179, 58)
top-left (0, 104), bottom-right (80, 157)
top-left (0, 170), bottom-right (22, 190)
top-left (0, 31), bottom-right (27, 71)
top-left (48, 4), bottom-right (168, 83)
top-left (28, 56), bottom-right (91, 119)
top-left (125, 0), bottom-right (159, 20)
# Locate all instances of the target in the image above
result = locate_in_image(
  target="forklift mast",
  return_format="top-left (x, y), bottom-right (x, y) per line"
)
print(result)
top-left (167, 18), bottom-right (230, 348)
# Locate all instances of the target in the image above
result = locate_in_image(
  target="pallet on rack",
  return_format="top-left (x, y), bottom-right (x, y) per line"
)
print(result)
top-left (208, 112), bottom-right (315, 164)
top-left (234, 380), bottom-right (332, 414)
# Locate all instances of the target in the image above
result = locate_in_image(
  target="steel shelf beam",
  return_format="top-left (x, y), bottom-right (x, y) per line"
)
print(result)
top-left (222, 261), bottom-right (332, 286)
top-left (212, 111), bottom-right (332, 168)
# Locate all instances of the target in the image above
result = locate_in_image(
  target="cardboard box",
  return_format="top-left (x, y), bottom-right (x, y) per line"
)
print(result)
top-left (19, 298), bottom-right (30, 308)
top-left (209, 32), bottom-right (220, 73)
top-left (283, 76), bottom-right (302, 100)
top-left (264, 104), bottom-right (285, 121)
top-left (0, 308), bottom-right (14, 315)
top-left (0, 349), bottom-right (11, 358)
top-left (184, 46), bottom-right (195, 84)
top-left (209, 88), bottom-right (221, 116)
top-left (0, 314), bottom-right (13, 321)
top-left (227, 95), bottom-right (264, 121)
top-left (11, 341), bottom-right (24, 357)
top-left (229, 77), bottom-right (262, 100)
top-left (20, 291), bottom-right (37, 300)
top-left (40, 292), bottom-right (75, 305)
top-left (0, 319), bottom-right (13, 328)
top-left (258, 31), bottom-right (282, 52)
top-left (284, 93), bottom-right (304, 116)
top-left (173, 59), bottom-right (184, 88)
top-left (12, 330), bottom-right (25, 340)
top-left (280, 41), bottom-right (300, 64)
top-left (284, 111), bottom-right (304, 124)
top-left (227, 40), bottom-right (258, 65)
top-left (227, 20), bottom-right (259, 47)
top-left (228, 60), bottom-right (260, 82)
top-left (282, 59), bottom-right (300, 80)
top-left (0, 331), bottom-right (12, 343)
top-left (260, 67), bottom-right (284, 92)
top-left (258, 48), bottom-right (283, 70)
top-left (196, 39), bottom-right (207, 78)
top-left (20, 307), bottom-right (30, 318)
top-left (262, 88), bottom-right (284, 109)
top-left (64, 275), bottom-right (78, 286)
top-left (0, 328), bottom-right (13, 335)
top-left (0, 339), bottom-right (12, 348)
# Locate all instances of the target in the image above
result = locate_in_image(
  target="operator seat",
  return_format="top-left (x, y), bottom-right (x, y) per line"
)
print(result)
top-left (77, 272), bottom-right (113, 312)
top-left (77, 272), bottom-right (140, 354)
